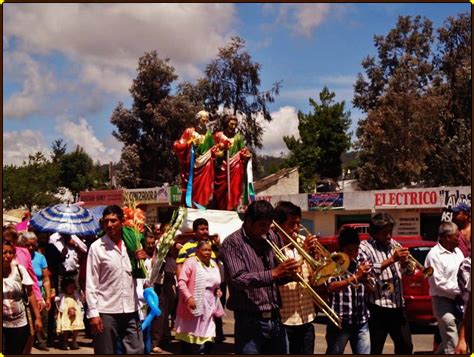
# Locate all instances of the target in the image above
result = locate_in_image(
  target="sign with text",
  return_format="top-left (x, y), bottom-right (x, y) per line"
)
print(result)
top-left (170, 186), bottom-right (182, 204)
top-left (308, 193), bottom-right (343, 211)
top-left (125, 187), bottom-right (170, 204)
top-left (440, 188), bottom-right (472, 222)
top-left (395, 212), bottom-right (420, 236)
top-left (344, 186), bottom-right (471, 211)
top-left (80, 190), bottom-right (123, 207)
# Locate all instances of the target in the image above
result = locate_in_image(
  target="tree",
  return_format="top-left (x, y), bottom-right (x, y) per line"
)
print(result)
top-left (51, 138), bottom-right (66, 163)
top-left (283, 87), bottom-right (351, 192)
top-left (111, 51), bottom-right (199, 188)
top-left (354, 13), bottom-right (471, 189)
top-left (58, 145), bottom-right (106, 197)
top-left (202, 37), bottom-right (282, 151)
top-left (3, 153), bottom-right (60, 211)
top-left (423, 12), bottom-right (471, 186)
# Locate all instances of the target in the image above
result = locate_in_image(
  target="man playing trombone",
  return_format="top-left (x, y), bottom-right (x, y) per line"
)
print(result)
top-left (220, 200), bottom-right (300, 354)
top-left (357, 213), bottom-right (413, 354)
top-left (326, 228), bottom-right (371, 354)
top-left (273, 201), bottom-right (317, 354)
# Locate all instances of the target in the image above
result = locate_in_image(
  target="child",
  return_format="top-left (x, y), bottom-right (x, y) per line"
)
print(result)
top-left (55, 278), bottom-right (85, 350)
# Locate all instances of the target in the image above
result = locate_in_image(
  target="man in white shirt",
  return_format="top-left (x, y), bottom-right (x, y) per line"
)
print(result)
top-left (85, 205), bottom-right (147, 354)
top-left (425, 221), bottom-right (464, 354)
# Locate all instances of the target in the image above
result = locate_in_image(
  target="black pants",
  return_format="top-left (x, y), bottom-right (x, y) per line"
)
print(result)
top-left (368, 304), bottom-right (413, 354)
top-left (3, 325), bottom-right (29, 354)
top-left (285, 322), bottom-right (315, 354)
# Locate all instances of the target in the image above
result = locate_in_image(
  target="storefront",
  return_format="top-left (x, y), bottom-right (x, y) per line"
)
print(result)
top-left (80, 185), bottom-right (470, 238)
top-left (301, 186), bottom-right (471, 239)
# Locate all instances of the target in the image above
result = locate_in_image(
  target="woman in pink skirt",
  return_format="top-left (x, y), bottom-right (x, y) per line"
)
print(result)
top-left (175, 240), bottom-right (223, 354)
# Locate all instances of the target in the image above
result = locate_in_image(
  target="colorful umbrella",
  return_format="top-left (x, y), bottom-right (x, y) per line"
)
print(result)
top-left (89, 205), bottom-right (107, 223)
top-left (30, 204), bottom-right (100, 236)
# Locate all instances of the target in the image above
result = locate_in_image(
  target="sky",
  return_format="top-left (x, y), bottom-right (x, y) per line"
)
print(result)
top-left (3, 3), bottom-right (470, 165)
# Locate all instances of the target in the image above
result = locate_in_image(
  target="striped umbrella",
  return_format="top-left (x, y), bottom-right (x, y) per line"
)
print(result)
top-left (89, 205), bottom-right (107, 223)
top-left (30, 204), bottom-right (100, 236)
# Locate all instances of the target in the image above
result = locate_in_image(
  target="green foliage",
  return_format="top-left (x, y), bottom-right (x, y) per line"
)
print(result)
top-left (201, 37), bottom-right (282, 151)
top-left (56, 145), bottom-right (108, 196)
top-left (51, 138), bottom-right (66, 163)
top-left (255, 155), bottom-right (287, 180)
top-left (3, 153), bottom-right (60, 211)
top-left (111, 51), bottom-right (199, 188)
top-left (284, 87), bottom-right (351, 192)
top-left (354, 13), bottom-right (471, 189)
top-left (112, 39), bottom-right (282, 188)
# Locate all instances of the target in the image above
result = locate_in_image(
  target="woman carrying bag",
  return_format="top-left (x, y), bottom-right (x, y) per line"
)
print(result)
top-left (3, 240), bottom-right (43, 354)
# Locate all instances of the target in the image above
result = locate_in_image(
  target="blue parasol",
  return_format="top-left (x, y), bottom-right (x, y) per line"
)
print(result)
top-left (89, 205), bottom-right (107, 223)
top-left (30, 204), bottom-right (100, 236)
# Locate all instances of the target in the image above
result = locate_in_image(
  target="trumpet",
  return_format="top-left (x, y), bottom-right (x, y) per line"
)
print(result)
top-left (272, 221), bottom-right (347, 286)
top-left (264, 236), bottom-right (342, 329)
top-left (391, 241), bottom-right (434, 278)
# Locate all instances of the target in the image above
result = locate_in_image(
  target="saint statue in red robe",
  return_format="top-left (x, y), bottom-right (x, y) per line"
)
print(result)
top-left (213, 114), bottom-right (252, 210)
top-left (173, 111), bottom-right (220, 208)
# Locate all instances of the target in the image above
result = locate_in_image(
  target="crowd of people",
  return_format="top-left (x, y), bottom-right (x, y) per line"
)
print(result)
top-left (2, 200), bottom-right (471, 355)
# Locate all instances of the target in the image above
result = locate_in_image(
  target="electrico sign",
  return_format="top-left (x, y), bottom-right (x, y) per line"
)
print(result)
top-left (374, 191), bottom-right (438, 207)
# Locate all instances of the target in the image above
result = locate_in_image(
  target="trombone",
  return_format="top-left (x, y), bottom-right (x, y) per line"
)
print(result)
top-left (265, 236), bottom-right (342, 329)
top-left (391, 241), bottom-right (434, 278)
top-left (272, 221), bottom-right (346, 286)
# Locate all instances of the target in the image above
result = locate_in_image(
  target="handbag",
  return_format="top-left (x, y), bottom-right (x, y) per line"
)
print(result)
top-left (213, 297), bottom-right (225, 318)
top-left (16, 265), bottom-right (35, 336)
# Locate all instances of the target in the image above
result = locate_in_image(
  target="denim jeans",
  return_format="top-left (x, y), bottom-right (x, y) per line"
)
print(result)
top-left (432, 296), bottom-right (463, 354)
top-left (234, 311), bottom-right (289, 354)
top-left (326, 321), bottom-right (370, 354)
top-left (285, 322), bottom-right (315, 354)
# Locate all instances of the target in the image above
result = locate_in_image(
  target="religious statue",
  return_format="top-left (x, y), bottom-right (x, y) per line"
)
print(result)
top-left (173, 111), bottom-right (220, 208)
top-left (213, 114), bottom-right (252, 210)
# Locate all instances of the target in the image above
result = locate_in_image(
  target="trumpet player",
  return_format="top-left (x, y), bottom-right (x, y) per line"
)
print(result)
top-left (326, 228), bottom-right (372, 354)
top-left (273, 201), bottom-right (317, 354)
top-left (425, 222), bottom-right (464, 354)
top-left (220, 200), bottom-right (300, 354)
top-left (357, 213), bottom-right (413, 354)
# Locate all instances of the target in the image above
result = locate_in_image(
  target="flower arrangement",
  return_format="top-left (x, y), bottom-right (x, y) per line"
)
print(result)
top-left (149, 206), bottom-right (186, 284)
top-left (122, 193), bottom-right (148, 279)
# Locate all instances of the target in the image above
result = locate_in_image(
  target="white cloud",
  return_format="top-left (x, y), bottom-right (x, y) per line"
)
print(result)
top-left (260, 106), bottom-right (299, 157)
top-left (318, 74), bottom-right (357, 87)
top-left (4, 4), bottom-right (237, 100)
top-left (262, 4), bottom-right (347, 38)
top-left (4, 50), bottom-right (58, 119)
top-left (3, 130), bottom-right (50, 165)
top-left (293, 4), bottom-right (331, 38)
top-left (56, 117), bottom-right (121, 164)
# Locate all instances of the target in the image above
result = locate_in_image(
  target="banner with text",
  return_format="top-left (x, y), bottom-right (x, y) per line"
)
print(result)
top-left (308, 193), bottom-right (343, 211)
top-left (80, 190), bottom-right (123, 207)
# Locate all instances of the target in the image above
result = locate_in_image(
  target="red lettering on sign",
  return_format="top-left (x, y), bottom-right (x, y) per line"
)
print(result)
top-left (375, 194), bottom-right (383, 206)
top-left (389, 193), bottom-right (396, 205)
top-left (410, 192), bottom-right (418, 205)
